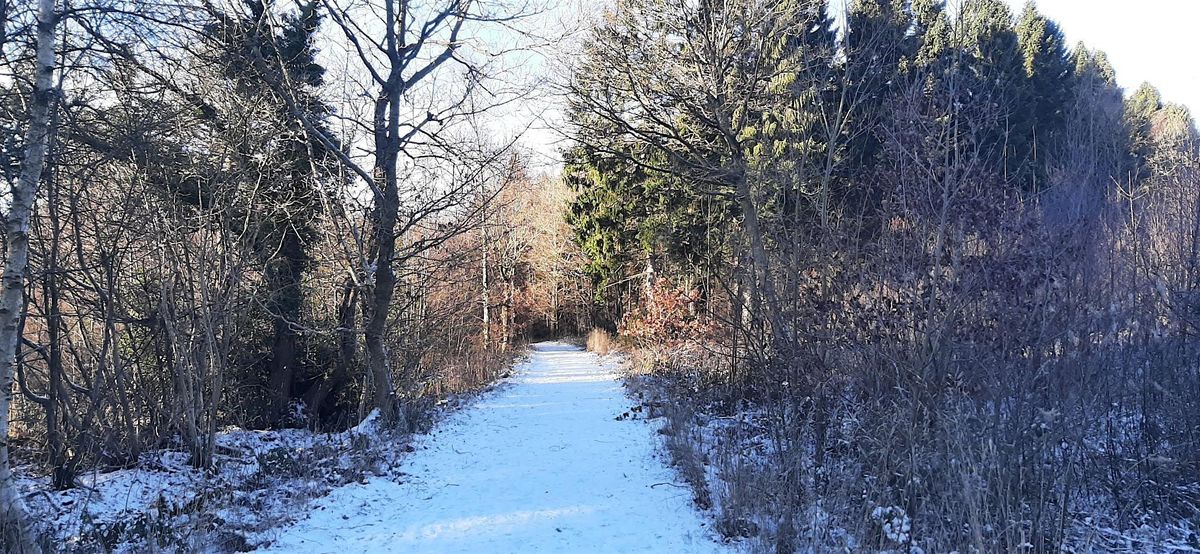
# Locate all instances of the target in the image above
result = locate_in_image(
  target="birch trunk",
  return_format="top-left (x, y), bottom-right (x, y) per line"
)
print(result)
top-left (482, 206), bottom-right (490, 347)
top-left (1, 0), bottom-right (57, 549)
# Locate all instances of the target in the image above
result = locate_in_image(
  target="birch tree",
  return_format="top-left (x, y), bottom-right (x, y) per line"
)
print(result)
top-left (1, 0), bottom-right (57, 548)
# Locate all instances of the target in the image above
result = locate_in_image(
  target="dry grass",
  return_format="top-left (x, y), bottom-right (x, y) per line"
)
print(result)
top-left (585, 328), bottom-right (613, 355)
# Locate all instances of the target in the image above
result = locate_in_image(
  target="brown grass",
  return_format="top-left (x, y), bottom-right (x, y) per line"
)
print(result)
top-left (585, 328), bottom-right (613, 355)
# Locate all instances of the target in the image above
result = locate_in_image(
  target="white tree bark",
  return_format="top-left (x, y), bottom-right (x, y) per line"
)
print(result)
top-left (1, 0), bottom-right (57, 549)
top-left (482, 205), bottom-right (490, 348)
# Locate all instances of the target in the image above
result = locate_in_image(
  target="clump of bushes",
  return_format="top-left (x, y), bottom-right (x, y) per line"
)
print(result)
top-left (586, 328), bottom-right (613, 355)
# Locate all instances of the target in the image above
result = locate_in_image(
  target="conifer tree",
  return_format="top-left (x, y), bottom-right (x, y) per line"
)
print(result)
top-left (182, 0), bottom-right (338, 424)
top-left (1126, 82), bottom-right (1165, 179)
top-left (958, 0), bottom-right (1033, 186)
top-left (908, 0), bottom-right (952, 71)
top-left (1015, 1), bottom-right (1075, 189)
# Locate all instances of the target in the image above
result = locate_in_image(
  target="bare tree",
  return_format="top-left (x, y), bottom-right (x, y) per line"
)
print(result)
top-left (260, 0), bottom-right (539, 424)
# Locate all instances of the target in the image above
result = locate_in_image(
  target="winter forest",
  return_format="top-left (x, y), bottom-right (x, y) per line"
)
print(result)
top-left (0, 0), bottom-right (1198, 551)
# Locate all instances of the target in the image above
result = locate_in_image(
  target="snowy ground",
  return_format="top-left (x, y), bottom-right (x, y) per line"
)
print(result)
top-left (254, 341), bottom-right (726, 553)
top-left (19, 422), bottom-right (391, 552)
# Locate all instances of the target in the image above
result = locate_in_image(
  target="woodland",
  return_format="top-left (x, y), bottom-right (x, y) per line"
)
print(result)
top-left (0, 0), bottom-right (1197, 551)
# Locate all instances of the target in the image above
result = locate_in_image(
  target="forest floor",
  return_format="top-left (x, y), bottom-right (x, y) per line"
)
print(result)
top-left (252, 341), bottom-right (726, 553)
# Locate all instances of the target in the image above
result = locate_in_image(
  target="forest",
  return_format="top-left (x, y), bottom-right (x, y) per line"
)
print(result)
top-left (1, 0), bottom-right (1198, 551)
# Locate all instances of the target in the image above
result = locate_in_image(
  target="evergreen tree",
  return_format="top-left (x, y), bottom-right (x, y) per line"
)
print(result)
top-left (1125, 85), bottom-right (1197, 176)
top-left (200, 0), bottom-right (338, 424)
top-left (565, 145), bottom-right (734, 314)
top-left (748, 0), bottom-right (838, 230)
top-left (838, 0), bottom-right (920, 231)
top-left (957, 0), bottom-right (1034, 186)
top-left (564, 149), bottom-right (649, 299)
top-left (907, 0), bottom-right (952, 71)
top-left (1015, 1), bottom-right (1075, 189)
top-left (1126, 82), bottom-right (1165, 179)
top-left (1037, 44), bottom-right (1126, 225)
top-left (845, 0), bottom-right (908, 159)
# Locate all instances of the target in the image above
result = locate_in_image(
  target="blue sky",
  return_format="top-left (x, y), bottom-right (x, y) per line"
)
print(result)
top-left (1003, 0), bottom-right (1199, 115)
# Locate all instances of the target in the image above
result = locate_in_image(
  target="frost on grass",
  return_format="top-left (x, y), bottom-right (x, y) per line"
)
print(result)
top-left (630, 353), bottom-right (1200, 554)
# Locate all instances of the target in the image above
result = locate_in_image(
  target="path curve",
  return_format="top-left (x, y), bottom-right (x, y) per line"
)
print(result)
top-left (256, 341), bottom-right (725, 553)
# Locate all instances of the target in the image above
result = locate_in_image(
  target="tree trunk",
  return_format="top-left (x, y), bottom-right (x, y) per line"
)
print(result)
top-left (363, 89), bottom-right (400, 422)
top-left (501, 277), bottom-right (513, 352)
top-left (733, 169), bottom-right (786, 353)
top-left (1, 0), bottom-right (56, 548)
top-left (363, 208), bottom-right (398, 422)
top-left (44, 176), bottom-right (70, 490)
top-left (264, 232), bottom-right (306, 425)
top-left (304, 278), bottom-right (356, 422)
top-left (482, 209), bottom-right (490, 347)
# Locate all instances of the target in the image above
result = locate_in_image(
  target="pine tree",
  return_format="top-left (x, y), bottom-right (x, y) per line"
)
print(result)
top-left (564, 149), bottom-right (649, 300)
top-left (838, 0), bottom-right (915, 228)
top-left (1015, 1), bottom-right (1075, 189)
top-left (1126, 82), bottom-right (1165, 179)
top-left (746, 0), bottom-right (838, 230)
top-left (958, 0), bottom-right (1034, 186)
top-left (199, 0), bottom-right (338, 424)
top-left (846, 0), bottom-right (908, 149)
top-left (907, 0), bottom-right (952, 71)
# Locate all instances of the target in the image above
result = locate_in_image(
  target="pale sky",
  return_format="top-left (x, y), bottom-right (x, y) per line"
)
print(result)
top-left (1003, 0), bottom-right (1199, 115)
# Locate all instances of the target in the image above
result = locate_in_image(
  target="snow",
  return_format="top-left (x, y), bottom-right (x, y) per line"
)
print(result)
top-left (20, 423), bottom-right (381, 551)
top-left (349, 408), bottom-right (382, 436)
top-left (16, 341), bottom-right (726, 552)
top-left (254, 341), bottom-right (726, 553)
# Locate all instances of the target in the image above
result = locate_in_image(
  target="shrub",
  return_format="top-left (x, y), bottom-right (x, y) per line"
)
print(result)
top-left (586, 328), bottom-right (613, 355)
top-left (619, 279), bottom-right (713, 348)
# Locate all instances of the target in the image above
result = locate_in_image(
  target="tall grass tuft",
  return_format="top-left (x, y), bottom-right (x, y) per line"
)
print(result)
top-left (586, 328), bottom-right (613, 355)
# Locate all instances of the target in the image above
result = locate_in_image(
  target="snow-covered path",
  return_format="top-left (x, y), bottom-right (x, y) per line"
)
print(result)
top-left (256, 342), bottom-right (725, 553)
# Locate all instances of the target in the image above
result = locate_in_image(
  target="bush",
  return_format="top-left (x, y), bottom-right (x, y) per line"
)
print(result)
top-left (586, 328), bottom-right (613, 355)
top-left (619, 279), bottom-right (713, 348)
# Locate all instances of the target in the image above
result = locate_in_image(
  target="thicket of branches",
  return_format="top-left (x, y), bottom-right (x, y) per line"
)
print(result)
top-left (0, 0), bottom-right (590, 548)
top-left (566, 0), bottom-right (1200, 550)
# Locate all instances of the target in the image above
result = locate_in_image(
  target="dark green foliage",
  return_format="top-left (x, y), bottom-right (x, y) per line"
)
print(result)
top-left (194, 0), bottom-right (342, 425)
top-left (565, 147), bottom-right (734, 303)
top-left (907, 0), bottom-right (952, 71)
top-left (1124, 82), bottom-right (1198, 174)
top-left (566, 0), bottom-right (834, 311)
top-left (1124, 83), bottom-right (1163, 177)
top-left (1015, 1), bottom-right (1075, 188)
top-left (957, 0), bottom-right (1032, 185)
top-left (566, 0), bottom-right (1197, 337)
top-left (565, 150), bottom-right (647, 296)
top-left (840, 0), bottom-right (943, 229)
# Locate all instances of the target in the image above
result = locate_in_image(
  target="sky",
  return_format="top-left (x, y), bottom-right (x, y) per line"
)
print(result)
top-left (1003, 0), bottom-right (1198, 115)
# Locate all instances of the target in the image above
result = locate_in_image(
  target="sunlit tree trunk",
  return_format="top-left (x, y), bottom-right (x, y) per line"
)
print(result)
top-left (1, 0), bottom-right (57, 548)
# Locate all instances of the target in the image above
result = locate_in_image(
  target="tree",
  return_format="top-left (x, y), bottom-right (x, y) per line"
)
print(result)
top-left (1, 0), bottom-right (57, 547)
top-left (1015, 1), bottom-right (1074, 189)
top-left (956, 0), bottom-right (1031, 185)
top-left (1040, 43), bottom-right (1125, 226)
top-left (566, 143), bottom-right (733, 324)
top-left (204, 0), bottom-right (336, 425)
top-left (568, 0), bottom-right (838, 353)
top-left (260, 0), bottom-right (538, 425)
